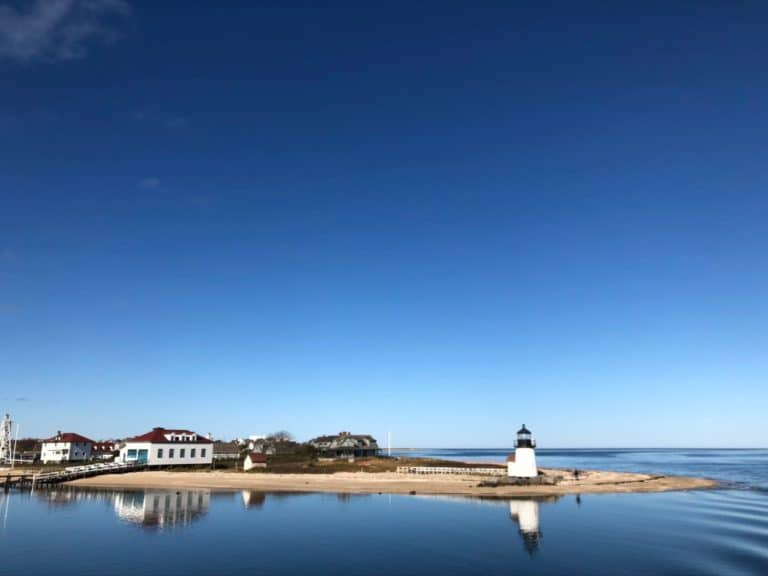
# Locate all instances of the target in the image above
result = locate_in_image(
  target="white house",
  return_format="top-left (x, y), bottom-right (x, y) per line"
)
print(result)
top-left (119, 427), bottom-right (213, 467)
top-left (309, 431), bottom-right (379, 459)
top-left (41, 432), bottom-right (94, 464)
top-left (507, 425), bottom-right (538, 478)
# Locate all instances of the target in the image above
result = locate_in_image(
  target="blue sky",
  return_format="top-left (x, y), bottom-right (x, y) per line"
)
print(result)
top-left (1, 1), bottom-right (767, 447)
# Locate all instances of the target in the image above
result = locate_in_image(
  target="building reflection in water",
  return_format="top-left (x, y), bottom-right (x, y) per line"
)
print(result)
top-left (508, 496), bottom-right (560, 555)
top-left (241, 490), bottom-right (266, 509)
top-left (114, 490), bottom-right (210, 529)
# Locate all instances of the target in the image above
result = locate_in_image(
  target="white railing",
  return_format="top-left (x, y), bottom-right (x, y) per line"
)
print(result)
top-left (396, 466), bottom-right (505, 476)
top-left (33, 460), bottom-right (142, 484)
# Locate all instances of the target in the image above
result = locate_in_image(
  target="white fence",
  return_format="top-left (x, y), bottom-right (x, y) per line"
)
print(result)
top-left (33, 460), bottom-right (142, 485)
top-left (396, 466), bottom-right (505, 476)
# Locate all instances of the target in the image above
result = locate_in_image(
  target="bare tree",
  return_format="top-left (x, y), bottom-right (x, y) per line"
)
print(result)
top-left (270, 430), bottom-right (293, 442)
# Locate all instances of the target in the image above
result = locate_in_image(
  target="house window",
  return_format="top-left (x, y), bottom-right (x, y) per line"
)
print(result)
top-left (127, 449), bottom-right (137, 458)
top-left (191, 448), bottom-right (196, 458)
top-left (180, 448), bottom-right (186, 458)
top-left (201, 448), bottom-right (206, 458)
top-left (169, 449), bottom-right (175, 458)
top-left (157, 448), bottom-right (164, 458)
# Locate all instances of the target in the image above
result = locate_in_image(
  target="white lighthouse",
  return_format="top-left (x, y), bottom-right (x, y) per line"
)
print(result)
top-left (507, 424), bottom-right (538, 478)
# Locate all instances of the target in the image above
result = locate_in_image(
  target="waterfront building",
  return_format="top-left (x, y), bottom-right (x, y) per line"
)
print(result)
top-left (41, 431), bottom-right (94, 463)
top-left (507, 425), bottom-right (538, 478)
top-left (118, 427), bottom-right (213, 466)
top-left (309, 431), bottom-right (380, 459)
top-left (243, 452), bottom-right (268, 471)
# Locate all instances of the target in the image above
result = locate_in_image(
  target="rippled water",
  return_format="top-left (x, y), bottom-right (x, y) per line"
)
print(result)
top-left (1, 449), bottom-right (767, 575)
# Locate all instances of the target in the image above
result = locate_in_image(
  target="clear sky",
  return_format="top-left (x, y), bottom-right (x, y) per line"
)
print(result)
top-left (1, 1), bottom-right (767, 447)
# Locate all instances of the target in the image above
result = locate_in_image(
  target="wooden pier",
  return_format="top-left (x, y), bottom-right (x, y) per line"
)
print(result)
top-left (3, 461), bottom-right (144, 491)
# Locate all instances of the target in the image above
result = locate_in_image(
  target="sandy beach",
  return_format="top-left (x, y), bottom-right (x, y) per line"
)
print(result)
top-left (67, 468), bottom-right (716, 496)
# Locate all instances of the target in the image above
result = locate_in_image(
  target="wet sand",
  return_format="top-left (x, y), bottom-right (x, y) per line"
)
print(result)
top-left (68, 467), bottom-right (716, 496)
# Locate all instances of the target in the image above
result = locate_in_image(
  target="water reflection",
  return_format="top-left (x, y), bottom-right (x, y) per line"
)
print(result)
top-left (241, 490), bottom-right (266, 508)
top-left (509, 499), bottom-right (542, 554)
top-left (114, 490), bottom-right (210, 529)
top-left (26, 487), bottom-right (212, 530)
top-left (10, 485), bottom-right (570, 547)
top-left (508, 496), bottom-right (560, 555)
top-left (3, 486), bottom-right (768, 575)
top-left (239, 490), bottom-right (369, 509)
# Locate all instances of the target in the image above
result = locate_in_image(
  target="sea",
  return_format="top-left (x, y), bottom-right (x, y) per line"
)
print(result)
top-left (1, 448), bottom-right (767, 575)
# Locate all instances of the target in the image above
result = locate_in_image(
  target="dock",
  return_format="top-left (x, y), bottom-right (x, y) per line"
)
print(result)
top-left (3, 461), bottom-right (144, 491)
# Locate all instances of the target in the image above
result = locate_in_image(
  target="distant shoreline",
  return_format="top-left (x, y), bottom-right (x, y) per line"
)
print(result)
top-left (67, 467), bottom-right (717, 496)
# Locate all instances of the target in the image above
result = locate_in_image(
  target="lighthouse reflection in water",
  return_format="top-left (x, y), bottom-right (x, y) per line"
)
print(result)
top-left (508, 498), bottom-right (550, 554)
top-left (31, 488), bottom-right (551, 554)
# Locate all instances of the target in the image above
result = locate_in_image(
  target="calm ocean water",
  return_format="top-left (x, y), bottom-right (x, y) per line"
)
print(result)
top-left (1, 449), bottom-right (767, 575)
top-left (394, 448), bottom-right (768, 490)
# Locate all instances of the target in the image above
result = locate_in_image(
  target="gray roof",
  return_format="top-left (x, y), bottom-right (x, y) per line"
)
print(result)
top-left (213, 441), bottom-right (240, 454)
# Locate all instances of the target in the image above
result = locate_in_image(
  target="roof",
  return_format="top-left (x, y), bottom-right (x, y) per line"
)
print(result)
top-left (517, 424), bottom-right (531, 435)
top-left (311, 433), bottom-right (378, 443)
top-left (125, 427), bottom-right (213, 444)
top-left (507, 454), bottom-right (516, 462)
top-left (43, 432), bottom-right (94, 444)
top-left (247, 453), bottom-right (268, 463)
top-left (213, 441), bottom-right (240, 453)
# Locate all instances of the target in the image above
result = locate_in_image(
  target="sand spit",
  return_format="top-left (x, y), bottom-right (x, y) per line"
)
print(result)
top-left (67, 468), bottom-right (716, 496)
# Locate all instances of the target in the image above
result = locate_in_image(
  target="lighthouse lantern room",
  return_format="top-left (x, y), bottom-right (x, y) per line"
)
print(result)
top-left (507, 424), bottom-right (538, 478)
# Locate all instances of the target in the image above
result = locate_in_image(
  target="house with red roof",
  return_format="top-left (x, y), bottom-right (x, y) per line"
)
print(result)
top-left (118, 427), bottom-right (213, 466)
top-left (243, 452), bottom-right (268, 471)
top-left (41, 431), bottom-right (94, 463)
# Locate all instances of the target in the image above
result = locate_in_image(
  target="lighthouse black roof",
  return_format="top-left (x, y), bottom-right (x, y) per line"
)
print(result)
top-left (517, 425), bottom-right (531, 435)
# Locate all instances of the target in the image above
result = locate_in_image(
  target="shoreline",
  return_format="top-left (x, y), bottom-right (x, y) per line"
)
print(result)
top-left (66, 467), bottom-right (717, 496)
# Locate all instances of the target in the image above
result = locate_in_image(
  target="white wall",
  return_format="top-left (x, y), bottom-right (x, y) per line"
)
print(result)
top-left (507, 447), bottom-right (538, 477)
top-left (120, 442), bottom-right (213, 466)
top-left (243, 456), bottom-right (266, 471)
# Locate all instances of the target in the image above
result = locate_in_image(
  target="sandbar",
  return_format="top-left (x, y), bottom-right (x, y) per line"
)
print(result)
top-left (67, 468), bottom-right (716, 496)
